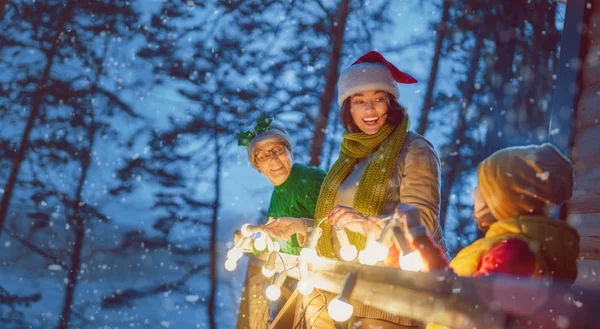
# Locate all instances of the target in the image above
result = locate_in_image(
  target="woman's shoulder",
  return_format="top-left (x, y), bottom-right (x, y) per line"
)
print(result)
top-left (396, 131), bottom-right (440, 167)
top-left (405, 131), bottom-right (436, 151)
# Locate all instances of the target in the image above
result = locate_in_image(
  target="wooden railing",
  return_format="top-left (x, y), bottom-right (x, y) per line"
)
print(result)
top-left (246, 252), bottom-right (600, 329)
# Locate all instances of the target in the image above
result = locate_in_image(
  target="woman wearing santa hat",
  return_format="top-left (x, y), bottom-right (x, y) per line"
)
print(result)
top-left (265, 51), bottom-right (445, 329)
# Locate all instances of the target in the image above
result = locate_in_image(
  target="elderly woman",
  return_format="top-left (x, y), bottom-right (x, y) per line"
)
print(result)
top-left (244, 118), bottom-right (326, 254)
top-left (235, 117), bottom-right (326, 329)
top-left (265, 51), bottom-right (445, 329)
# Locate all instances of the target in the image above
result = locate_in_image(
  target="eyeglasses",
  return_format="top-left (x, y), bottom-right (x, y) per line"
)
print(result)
top-left (255, 144), bottom-right (286, 162)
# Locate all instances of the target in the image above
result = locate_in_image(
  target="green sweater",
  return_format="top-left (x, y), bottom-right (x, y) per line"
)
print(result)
top-left (264, 163), bottom-right (326, 255)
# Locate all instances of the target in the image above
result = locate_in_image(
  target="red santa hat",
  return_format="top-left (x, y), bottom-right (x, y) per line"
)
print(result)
top-left (337, 51), bottom-right (417, 106)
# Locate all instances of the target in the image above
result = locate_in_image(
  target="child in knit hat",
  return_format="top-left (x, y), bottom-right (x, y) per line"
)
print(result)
top-left (396, 143), bottom-right (580, 280)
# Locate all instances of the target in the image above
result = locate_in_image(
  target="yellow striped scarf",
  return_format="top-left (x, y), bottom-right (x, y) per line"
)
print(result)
top-left (314, 118), bottom-right (409, 258)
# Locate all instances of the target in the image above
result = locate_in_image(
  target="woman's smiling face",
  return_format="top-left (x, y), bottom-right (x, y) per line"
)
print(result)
top-left (254, 140), bottom-right (292, 186)
top-left (349, 90), bottom-right (389, 135)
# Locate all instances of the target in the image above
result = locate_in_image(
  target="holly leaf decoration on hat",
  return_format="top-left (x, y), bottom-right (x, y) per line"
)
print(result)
top-left (237, 114), bottom-right (274, 147)
top-left (236, 131), bottom-right (254, 147)
top-left (255, 114), bottom-right (273, 133)
top-left (353, 51), bottom-right (418, 84)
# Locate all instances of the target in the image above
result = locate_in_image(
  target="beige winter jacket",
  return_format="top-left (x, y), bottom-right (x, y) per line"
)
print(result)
top-left (307, 131), bottom-right (444, 328)
top-left (333, 131), bottom-right (444, 249)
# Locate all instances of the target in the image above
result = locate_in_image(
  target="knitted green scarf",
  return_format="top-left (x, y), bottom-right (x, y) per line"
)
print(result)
top-left (314, 118), bottom-right (410, 258)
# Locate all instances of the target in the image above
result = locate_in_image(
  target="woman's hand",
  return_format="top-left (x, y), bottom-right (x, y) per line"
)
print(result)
top-left (362, 216), bottom-right (386, 239)
top-left (263, 217), bottom-right (306, 241)
top-left (393, 204), bottom-right (426, 240)
top-left (233, 230), bottom-right (243, 246)
top-left (327, 205), bottom-right (366, 234)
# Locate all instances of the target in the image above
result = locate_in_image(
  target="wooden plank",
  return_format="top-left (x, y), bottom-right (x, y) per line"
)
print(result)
top-left (249, 253), bottom-right (600, 329)
top-left (567, 213), bottom-right (600, 259)
top-left (570, 199), bottom-right (600, 214)
top-left (269, 289), bottom-right (298, 329)
top-left (567, 212), bottom-right (600, 238)
top-left (583, 40), bottom-right (600, 87)
top-left (571, 167), bottom-right (600, 202)
top-left (590, 8), bottom-right (600, 39)
top-left (567, 212), bottom-right (600, 233)
top-left (574, 259), bottom-right (600, 288)
top-left (580, 236), bottom-right (600, 260)
top-left (548, 0), bottom-right (586, 153)
top-left (571, 126), bottom-right (600, 173)
top-left (576, 83), bottom-right (600, 129)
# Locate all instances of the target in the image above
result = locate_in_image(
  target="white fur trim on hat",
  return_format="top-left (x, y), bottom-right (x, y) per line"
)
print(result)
top-left (337, 62), bottom-right (398, 106)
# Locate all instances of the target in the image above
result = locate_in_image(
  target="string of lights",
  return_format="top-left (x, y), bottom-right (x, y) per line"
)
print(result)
top-left (225, 207), bottom-right (428, 326)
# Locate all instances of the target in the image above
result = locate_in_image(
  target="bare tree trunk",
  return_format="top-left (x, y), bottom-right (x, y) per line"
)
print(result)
top-left (309, 0), bottom-right (350, 166)
top-left (57, 36), bottom-right (108, 329)
top-left (416, 0), bottom-right (451, 135)
top-left (208, 134), bottom-right (221, 329)
top-left (485, 6), bottom-right (520, 152)
top-left (0, 0), bottom-right (7, 19)
top-left (57, 114), bottom-right (96, 329)
top-left (324, 108), bottom-right (342, 170)
top-left (439, 26), bottom-right (484, 230)
top-left (0, 0), bottom-right (74, 237)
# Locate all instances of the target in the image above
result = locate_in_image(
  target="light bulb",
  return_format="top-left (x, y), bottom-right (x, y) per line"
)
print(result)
top-left (359, 231), bottom-right (378, 265)
top-left (300, 227), bottom-right (322, 262)
top-left (262, 266), bottom-right (275, 278)
top-left (266, 238), bottom-right (276, 253)
top-left (241, 223), bottom-right (252, 237)
top-left (340, 245), bottom-right (358, 262)
top-left (265, 271), bottom-right (287, 301)
top-left (254, 235), bottom-right (267, 251)
top-left (358, 249), bottom-right (377, 265)
top-left (306, 227), bottom-right (322, 248)
top-left (399, 250), bottom-right (425, 272)
top-left (327, 298), bottom-right (353, 322)
top-left (262, 252), bottom-right (277, 278)
top-left (370, 241), bottom-right (389, 261)
top-left (336, 229), bottom-right (357, 261)
top-left (297, 278), bottom-right (314, 295)
top-left (300, 247), bottom-right (318, 262)
top-left (265, 285), bottom-right (281, 301)
top-left (224, 259), bottom-right (237, 272)
top-left (227, 247), bottom-right (243, 261)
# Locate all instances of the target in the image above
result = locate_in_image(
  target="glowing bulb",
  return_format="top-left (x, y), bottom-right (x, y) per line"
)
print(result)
top-left (327, 298), bottom-right (353, 322)
top-left (224, 259), bottom-right (237, 271)
top-left (265, 285), bottom-right (281, 301)
top-left (358, 249), bottom-right (377, 265)
top-left (266, 272), bottom-right (287, 301)
top-left (297, 278), bottom-right (314, 295)
top-left (399, 251), bottom-right (425, 272)
top-left (300, 247), bottom-right (318, 262)
top-left (262, 266), bottom-right (275, 278)
top-left (262, 252), bottom-right (277, 278)
top-left (266, 238), bottom-right (277, 253)
top-left (227, 247), bottom-right (243, 261)
top-left (336, 229), bottom-right (357, 261)
top-left (254, 235), bottom-right (267, 251)
top-left (340, 245), bottom-right (358, 261)
top-left (241, 223), bottom-right (252, 237)
top-left (369, 241), bottom-right (389, 261)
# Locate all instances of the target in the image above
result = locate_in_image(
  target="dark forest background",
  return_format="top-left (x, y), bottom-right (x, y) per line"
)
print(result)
top-left (0, 0), bottom-right (565, 328)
